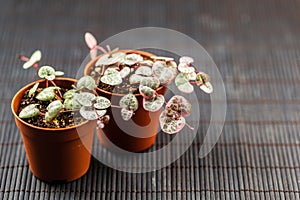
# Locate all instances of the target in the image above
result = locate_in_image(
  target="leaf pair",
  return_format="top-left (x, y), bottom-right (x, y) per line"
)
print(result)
top-left (38, 66), bottom-right (64, 81)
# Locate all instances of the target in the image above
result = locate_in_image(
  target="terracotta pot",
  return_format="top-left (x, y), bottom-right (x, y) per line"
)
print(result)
top-left (11, 78), bottom-right (96, 182)
top-left (84, 50), bottom-right (167, 152)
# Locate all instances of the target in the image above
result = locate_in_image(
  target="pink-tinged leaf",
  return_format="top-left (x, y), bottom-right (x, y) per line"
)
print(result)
top-left (23, 50), bottom-right (42, 69)
top-left (152, 61), bottom-right (177, 84)
top-left (175, 73), bottom-right (194, 94)
top-left (85, 32), bottom-right (97, 49)
top-left (120, 66), bottom-right (131, 78)
top-left (143, 95), bottom-right (164, 112)
top-left (139, 85), bottom-right (156, 99)
top-left (159, 112), bottom-right (186, 134)
top-left (166, 95), bottom-right (192, 117)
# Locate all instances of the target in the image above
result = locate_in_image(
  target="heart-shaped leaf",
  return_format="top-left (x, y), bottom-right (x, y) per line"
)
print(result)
top-left (80, 106), bottom-right (106, 120)
top-left (124, 53), bottom-right (143, 66)
top-left (74, 92), bottom-right (96, 107)
top-left (77, 76), bottom-right (96, 90)
top-left (175, 73), bottom-right (194, 93)
top-left (28, 82), bottom-right (39, 97)
top-left (199, 82), bottom-right (213, 94)
top-left (179, 56), bottom-right (194, 65)
top-left (95, 52), bottom-right (126, 66)
top-left (121, 108), bottom-right (134, 121)
top-left (152, 61), bottom-right (177, 84)
top-left (120, 66), bottom-right (131, 78)
top-left (135, 66), bottom-right (153, 76)
top-left (139, 85), bottom-right (156, 99)
top-left (129, 74), bottom-right (144, 84)
top-left (143, 94), bottom-right (164, 112)
top-left (35, 86), bottom-right (60, 101)
top-left (140, 77), bottom-right (160, 89)
top-left (94, 96), bottom-right (111, 109)
top-left (63, 89), bottom-right (76, 99)
top-left (38, 66), bottom-right (56, 80)
top-left (159, 112), bottom-right (186, 134)
top-left (187, 71), bottom-right (196, 80)
top-left (23, 50), bottom-right (42, 69)
top-left (45, 100), bottom-right (63, 122)
top-left (101, 68), bottom-right (122, 86)
top-left (119, 93), bottom-right (138, 111)
top-left (63, 98), bottom-right (82, 110)
top-left (85, 32), bottom-right (97, 49)
top-left (19, 104), bottom-right (39, 119)
top-left (166, 95), bottom-right (192, 117)
top-left (178, 63), bottom-right (195, 74)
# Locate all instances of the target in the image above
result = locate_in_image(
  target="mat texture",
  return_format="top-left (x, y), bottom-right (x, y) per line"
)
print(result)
top-left (1, 0), bottom-right (300, 199)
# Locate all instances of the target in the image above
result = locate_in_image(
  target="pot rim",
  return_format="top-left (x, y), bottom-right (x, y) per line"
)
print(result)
top-left (11, 77), bottom-right (91, 132)
top-left (84, 49), bottom-right (166, 97)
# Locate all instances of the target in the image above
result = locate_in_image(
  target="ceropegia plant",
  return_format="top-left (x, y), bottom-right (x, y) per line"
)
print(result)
top-left (85, 33), bottom-right (214, 134)
top-left (18, 50), bottom-right (112, 128)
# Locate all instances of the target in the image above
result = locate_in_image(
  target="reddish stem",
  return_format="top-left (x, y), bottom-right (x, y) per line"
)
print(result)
top-left (50, 80), bottom-right (63, 98)
top-left (95, 46), bottom-right (108, 54)
top-left (60, 109), bottom-right (79, 113)
top-left (185, 122), bottom-right (194, 130)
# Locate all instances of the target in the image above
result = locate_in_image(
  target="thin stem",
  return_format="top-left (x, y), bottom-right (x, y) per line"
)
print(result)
top-left (111, 105), bottom-right (122, 109)
top-left (185, 122), bottom-right (194, 130)
top-left (60, 109), bottom-right (79, 113)
top-left (95, 46), bottom-right (107, 54)
top-left (18, 55), bottom-right (29, 62)
top-left (49, 80), bottom-right (63, 98)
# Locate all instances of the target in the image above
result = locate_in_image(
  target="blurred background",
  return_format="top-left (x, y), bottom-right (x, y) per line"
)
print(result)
top-left (1, 0), bottom-right (300, 199)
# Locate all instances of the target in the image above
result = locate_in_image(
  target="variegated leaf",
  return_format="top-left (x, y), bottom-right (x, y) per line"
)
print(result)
top-left (143, 94), bottom-right (164, 112)
top-left (94, 96), bottom-right (111, 109)
top-left (119, 93), bottom-right (138, 111)
top-left (74, 92), bottom-right (96, 107)
top-left (45, 100), bottom-right (63, 122)
top-left (166, 95), bottom-right (192, 117)
top-left (63, 89), bottom-right (76, 99)
top-left (95, 52), bottom-right (126, 66)
top-left (77, 76), bottom-right (96, 90)
top-left (124, 53), bottom-right (143, 66)
top-left (129, 74), bottom-right (144, 84)
top-left (28, 82), bottom-right (39, 97)
top-left (63, 98), bottom-right (82, 110)
top-left (139, 85), bottom-right (156, 99)
top-left (135, 66), bottom-right (153, 76)
top-left (150, 56), bottom-right (174, 62)
top-left (152, 61), bottom-right (177, 84)
top-left (120, 66), bottom-right (131, 78)
top-left (101, 68), bottom-right (122, 86)
top-left (178, 63), bottom-right (195, 74)
top-left (140, 77), bottom-right (160, 89)
top-left (179, 56), bottom-right (194, 64)
top-left (38, 66), bottom-right (56, 80)
top-left (23, 50), bottom-right (42, 69)
top-left (175, 73), bottom-right (194, 93)
top-left (121, 108), bottom-right (134, 121)
top-left (79, 106), bottom-right (106, 120)
top-left (19, 104), bottom-right (39, 119)
top-left (199, 82), bottom-right (213, 94)
top-left (159, 112), bottom-right (186, 134)
top-left (35, 86), bottom-right (60, 101)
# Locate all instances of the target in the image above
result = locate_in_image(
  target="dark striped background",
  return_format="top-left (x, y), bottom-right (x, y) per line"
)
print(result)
top-left (1, 0), bottom-right (300, 199)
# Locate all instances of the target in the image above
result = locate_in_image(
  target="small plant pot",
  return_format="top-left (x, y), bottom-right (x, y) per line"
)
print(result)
top-left (11, 78), bottom-right (96, 182)
top-left (85, 50), bottom-right (167, 152)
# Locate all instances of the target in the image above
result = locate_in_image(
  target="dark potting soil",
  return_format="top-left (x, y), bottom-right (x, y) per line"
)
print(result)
top-left (18, 89), bottom-right (86, 129)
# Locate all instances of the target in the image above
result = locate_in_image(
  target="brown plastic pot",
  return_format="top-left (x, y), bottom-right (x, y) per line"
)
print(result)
top-left (11, 78), bottom-right (96, 182)
top-left (84, 50), bottom-right (167, 152)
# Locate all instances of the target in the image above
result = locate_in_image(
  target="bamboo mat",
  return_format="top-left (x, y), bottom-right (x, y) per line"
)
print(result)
top-left (1, 0), bottom-right (300, 199)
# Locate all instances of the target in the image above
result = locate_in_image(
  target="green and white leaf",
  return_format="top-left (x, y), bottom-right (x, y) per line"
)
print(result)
top-left (143, 94), bottom-right (164, 112)
top-left (121, 108), bottom-right (134, 121)
top-left (28, 82), bottom-right (39, 97)
top-left (119, 93), bottom-right (138, 111)
top-left (195, 72), bottom-right (211, 86)
top-left (23, 50), bottom-right (42, 69)
top-left (178, 63), bottom-right (195, 74)
top-left (199, 82), bottom-right (213, 94)
top-left (152, 61), bottom-right (177, 84)
top-left (95, 52), bottom-right (126, 66)
top-left (187, 71), bottom-right (196, 80)
top-left (38, 66), bottom-right (56, 80)
top-left (45, 100), bottom-right (63, 122)
top-left (120, 66), bottom-right (130, 78)
top-left (63, 89), bottom-right (76, 99)
top-left (179, 56), bottom-right (194, 64)
top-left (140, 77), bottom-right (160, 89)
top-left (139, 85), bottom-right (156, 99)
top-left (19, 104), bottom-right (39, 119)
top-left (77, 76), bottom-right (96, 90)
top-left (101, 68), bottom-right (122, 86)
top-left (79, 106), bottom-right (106, 120)
top-left (124, 53), bottom-right (143, 65)
top-left (35, 86), bottom-right (60, 101)
top-left (135, 66), bottom-right (152, 76)
top-left (129, 74), bottom-right (144, 84)
top-left (159, 112), bottom-right (186, 134)
top-left (74, 92), bottom-right (96, 107)
top-left (63, 98), bottom-right (82, 110)
top-left (175, 73), bottom-right (194, 93)
top-left (94, 96), bottom-right (111, 109)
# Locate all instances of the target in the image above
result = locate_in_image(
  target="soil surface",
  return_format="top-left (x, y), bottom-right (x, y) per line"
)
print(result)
top-left (18, 89), bottom-right (86, 128)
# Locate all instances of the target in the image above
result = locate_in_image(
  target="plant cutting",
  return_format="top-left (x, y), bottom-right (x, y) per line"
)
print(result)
top-left (11, 50), bottom-right (113, 182)
top-left (84, 32), bottom-right (213, 152)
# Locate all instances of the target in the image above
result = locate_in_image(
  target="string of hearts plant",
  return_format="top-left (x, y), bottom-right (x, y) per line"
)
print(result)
top-left (84, 32), bottom-right (214, 134)
top-left (18, 50), bottom-right (111, 128)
